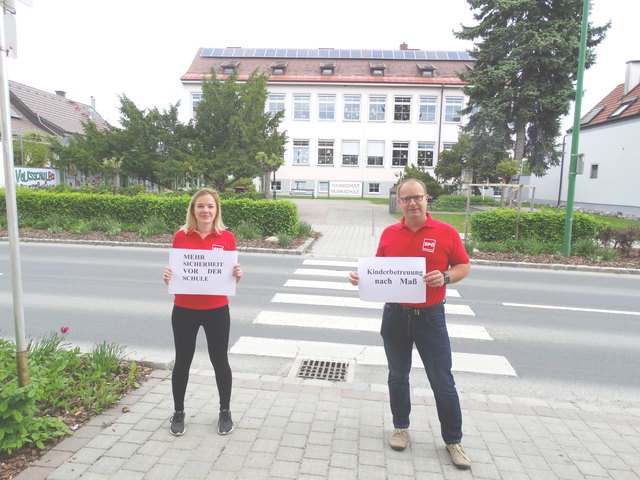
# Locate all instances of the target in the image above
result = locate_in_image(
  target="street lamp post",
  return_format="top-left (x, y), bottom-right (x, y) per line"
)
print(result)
top-left (562, 0), bottom-right (590, 256)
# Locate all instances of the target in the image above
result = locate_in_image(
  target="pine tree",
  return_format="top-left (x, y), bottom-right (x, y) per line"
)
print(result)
top-left (456, 0), bottom-right (609, 175)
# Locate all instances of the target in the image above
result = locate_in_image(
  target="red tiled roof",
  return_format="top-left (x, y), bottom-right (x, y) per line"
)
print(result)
top-left (580, 82), bottom-right (640, 128)
top-left (8, 80), bottom-right (108, 137)
top-left (181, 48), bottom-right (472, 86)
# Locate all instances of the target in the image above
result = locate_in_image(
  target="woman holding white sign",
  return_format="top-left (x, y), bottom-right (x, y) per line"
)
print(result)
top-left (162, 188), bottom-right (242, 437)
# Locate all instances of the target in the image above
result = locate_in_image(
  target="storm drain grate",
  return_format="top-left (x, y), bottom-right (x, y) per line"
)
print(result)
top-left (297, 359), bottom-right (349, 382)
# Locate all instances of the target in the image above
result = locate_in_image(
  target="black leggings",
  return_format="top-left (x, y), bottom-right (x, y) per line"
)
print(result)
top-left (171, 305), bottom-right (232, 412)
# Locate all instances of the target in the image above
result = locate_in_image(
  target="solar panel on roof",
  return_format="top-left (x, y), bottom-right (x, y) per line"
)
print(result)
top-left (200, 47), bottom-right (474, 61)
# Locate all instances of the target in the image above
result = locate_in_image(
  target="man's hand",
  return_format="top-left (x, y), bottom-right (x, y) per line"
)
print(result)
top-left (348, 271), bottom-right (359, 286)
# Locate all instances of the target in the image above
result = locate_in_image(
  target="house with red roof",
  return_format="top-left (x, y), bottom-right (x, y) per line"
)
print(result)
top-left (0, 81), bottom-right (108, 188)
top-left (532, 61), bottom-right (640, 217)
top-left (180, 44), bottom-right (474, 197)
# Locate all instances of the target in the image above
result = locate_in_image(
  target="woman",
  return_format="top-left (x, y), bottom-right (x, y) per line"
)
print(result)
top-left (163, 188), bottom-right (242, 436)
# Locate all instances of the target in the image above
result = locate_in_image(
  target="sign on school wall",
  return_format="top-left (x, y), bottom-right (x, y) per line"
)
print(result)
top-left (14, 167), bottom-right (60, 187)
top-left (330, 181), bottom-right (361, 196)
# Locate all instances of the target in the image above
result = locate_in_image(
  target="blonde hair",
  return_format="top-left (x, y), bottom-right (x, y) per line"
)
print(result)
top-left (181, 188), bottom-right (226, 234)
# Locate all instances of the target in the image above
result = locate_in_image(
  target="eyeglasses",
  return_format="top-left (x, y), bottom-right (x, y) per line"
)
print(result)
top-left (399, 194), bottom-right (426, 204)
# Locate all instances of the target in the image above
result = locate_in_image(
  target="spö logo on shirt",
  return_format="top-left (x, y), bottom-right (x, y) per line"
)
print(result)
top-left (211, 244), bottom-right (224, 251)
top-left (422, 238), bottom-right (436, 253)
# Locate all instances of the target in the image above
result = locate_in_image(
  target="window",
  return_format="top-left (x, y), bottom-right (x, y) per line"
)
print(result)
top-left (267, 94), bottom-right (285, 117)
top-left (294, 95), bottom-right (310, 120)
top-left (442, 142), bottom-right (455, 151)
top-left (368, 183), bottom-right (380, 194)
top-left (367, 140), bottom-right (385, 167)
top-left (581, 106), bottom-right (603, 125)
top-left (270, 61), bottom-right (288, 75)
top-left (394, 96), bottom-right (411, 121)
top-left (417, 63), bottom-right (436, 77)
top-left (318, 95), bottom-right (335, 121)
top-left (369, 95), bottom-right (386, 121)
top-left (192, 93), bottom-right (202, 115)
top-left (590, 164), bottom-right (598, 179)
top-left (270, 180), bottom-right (281, 191)
top-left (319, 181), bottom-right (329, 193)
top-left (419, 97), bottom-right (437, 122)
top-left (293, 140), bottom-right (310, 165)
top-left (318, 140), bottom-right (334, 165)
top-left (392, 142), bottom-right (409, 167)
top-left (445, 97), bottom-right (463, 122)
top-left (294, 180), bottom-right (307, 190)
top-left (320, 62), bottom-right (335, 75)
top-left (369, 62), bottom-right (386, 76)
top-left (417, 142), bottom-right (435, 167)
top-left (342, 140), bottom-right (359, 166)
top-left (220, 60), bottom-right (239, 74)
top-left (343, 95), bottom-right (361, 121)
top-left (609, 98), bottom-right (636, 118)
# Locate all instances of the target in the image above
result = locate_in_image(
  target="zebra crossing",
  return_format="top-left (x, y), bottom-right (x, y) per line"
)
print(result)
top-left (230, 258), bottom-right (517, 380)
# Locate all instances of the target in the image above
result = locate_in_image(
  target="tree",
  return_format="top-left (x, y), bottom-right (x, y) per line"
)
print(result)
top-left (434, 133), bottom-right (507, 185)
top-left (13, 131), bottom-right (56, 167)
top-left (456, 0), bottom-right (609, 175)
top-left (117, 96), bottom-right (194, 189)
top-left (256, 152), bottom-right (284, 199)
top-left (396, 164), bottom-right (445, 199)
top-left (192, 69), bottom-right (286, 190)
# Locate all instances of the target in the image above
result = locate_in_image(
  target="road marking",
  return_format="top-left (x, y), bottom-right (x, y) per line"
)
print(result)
top-left (504, 303), bottom-right (640, 316)
top-left (285, 279), bottom-right (357, 291)
top-left (230, 337), bottom-right (515, 376)
top-left (294, 268), bottom-right (353, 278)
top-left (283, 279), bottom-right (460, 297)
top-left (254, 310), bottom-right (492, 340)
top-left (272, 293), bottom-right (475, 316)
top-left (303, 259), bottom-right (358, 268)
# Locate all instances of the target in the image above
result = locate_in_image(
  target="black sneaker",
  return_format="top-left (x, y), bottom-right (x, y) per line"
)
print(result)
top-left (169, 411), bottom-right (185, 436)
top-left (217, 409), bottom-right (234, 435)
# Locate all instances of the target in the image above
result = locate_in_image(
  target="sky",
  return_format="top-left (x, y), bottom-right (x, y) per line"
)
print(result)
top-left (6, 0), bottom-right (639, 133)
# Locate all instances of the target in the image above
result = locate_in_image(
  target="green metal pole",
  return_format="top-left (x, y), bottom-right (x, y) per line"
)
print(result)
top-left (562, 0), bottom-right (590, 256)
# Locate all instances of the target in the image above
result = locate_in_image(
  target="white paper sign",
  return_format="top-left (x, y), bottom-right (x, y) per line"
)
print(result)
top-left (168, 249), bottom-right (238, 296)
top-left (358, 257), bottom-right (426, 303)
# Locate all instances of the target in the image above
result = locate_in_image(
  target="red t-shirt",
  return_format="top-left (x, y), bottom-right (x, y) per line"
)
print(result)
top-left (171, 229), bottom-right (237, 310)
top-left (376, 213), bottom-right (469, 308)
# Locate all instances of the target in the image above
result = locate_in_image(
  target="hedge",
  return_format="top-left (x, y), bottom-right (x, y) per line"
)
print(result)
top-left (0, 189), bottom-right (298, 237)
top-left (469, 208), bottom-right (603, 243)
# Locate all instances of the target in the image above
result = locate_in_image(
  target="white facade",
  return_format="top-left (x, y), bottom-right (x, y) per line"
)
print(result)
top-left (181, 47), bottom-right (472, 198)
top-left (182, 82), bottom-right (467, 198)
top-left (533, 119), bottom-right (640, 216)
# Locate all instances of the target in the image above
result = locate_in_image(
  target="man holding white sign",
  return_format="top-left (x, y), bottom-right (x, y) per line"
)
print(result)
top-left (348, 178), bottom-right (471, 469)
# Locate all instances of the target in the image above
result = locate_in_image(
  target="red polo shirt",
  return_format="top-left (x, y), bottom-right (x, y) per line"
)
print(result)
top-left (376, 213), bottom-right (469, 308)
top-left (172, 229), bottom-right (237, 310)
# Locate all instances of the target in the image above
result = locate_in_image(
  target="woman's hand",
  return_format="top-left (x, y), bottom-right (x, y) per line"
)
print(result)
top-left (163, 267), bottom-right (172, 285)
top-left (348, 271), bottom-right (359, 286)
top-left (233, 264), bottom-right (243, 283)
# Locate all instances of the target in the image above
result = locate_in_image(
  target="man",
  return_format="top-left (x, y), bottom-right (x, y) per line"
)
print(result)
top-left (349, 178), bottom-right (471, 469)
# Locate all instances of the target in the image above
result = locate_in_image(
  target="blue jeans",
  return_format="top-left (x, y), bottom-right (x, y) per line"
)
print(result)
top-left (380, 302), bottom-right (462, 445)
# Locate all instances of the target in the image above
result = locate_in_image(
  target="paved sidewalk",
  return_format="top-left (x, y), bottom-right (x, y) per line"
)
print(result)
top-left (19, 370), bottom-right (640, 480)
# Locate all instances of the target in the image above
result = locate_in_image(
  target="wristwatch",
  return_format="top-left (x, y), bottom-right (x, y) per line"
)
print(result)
top-left (441, 271), bottom-right (450, 285)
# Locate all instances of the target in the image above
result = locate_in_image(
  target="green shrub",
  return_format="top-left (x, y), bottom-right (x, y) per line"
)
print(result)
top-left (296, 220), bottom-right (314, 238)
top-left (138, 217), bottom-right (168, 238)
top-left (95, 217), bottom-right (123, 236)
top-left (70, 220), bottom-right (93, 234)
top-left (276, 232), bottom-right (293, 247)
top-left (0, 215), bottom-right (7, 229)
top-left (2, 189), bottom-right (298, 237)
top-left (233, 220), bottom-right (263, 241)
top-left (470, 208), bottom-right (602, 243)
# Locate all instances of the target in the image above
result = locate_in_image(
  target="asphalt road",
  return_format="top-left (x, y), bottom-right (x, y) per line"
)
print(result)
top-left (1, 242), bottom-right (639, 408)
